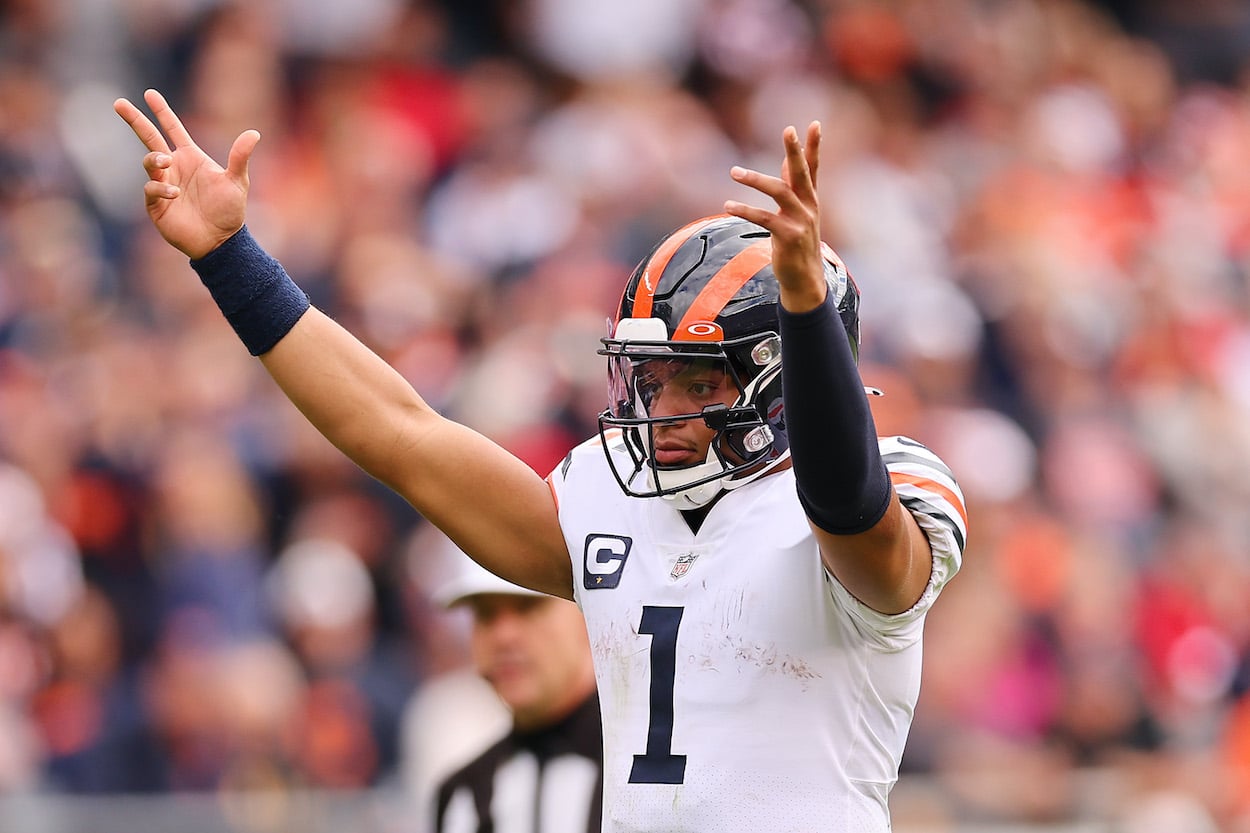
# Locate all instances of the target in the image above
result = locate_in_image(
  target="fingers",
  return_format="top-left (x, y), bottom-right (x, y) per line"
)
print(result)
top-left (804, 121), bottom-right (821, 185)
top-left (114, 97), bottom-right (171, 154)
top-left (729, 165), bottom-right (797, 209)
top-left (226, 130), bottom-right (261, 181)
top-left (724, 164), bottom-right (797, 228)
top-left (725, 120), bottom-right (824, 228)
top-left (114, 89), bottom-right (203, 154)
top-left (722, 197), bottom-right (772, 228)
top-left (143, 88), bottom-right (198, 151)
top-left (783, 124), bottom-right (816, 203)
top-left (143, 178), bottom-right (180, 207)
top-left (142, 151), bottom-right (172, 182)
top-left (728, 122), bottom-right (822, 206)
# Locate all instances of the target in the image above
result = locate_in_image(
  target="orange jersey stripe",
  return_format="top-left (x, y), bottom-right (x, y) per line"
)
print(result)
top-left (890, 471), bottom-right (969, 531)
top-left (545, 473), bottom-right (560, 511)
top-left (631, 215), bottom-right (725, 319)
top-left (673, 240), bottom-right (771, 339)
top-left (588, 428), bottom-right (622, 447)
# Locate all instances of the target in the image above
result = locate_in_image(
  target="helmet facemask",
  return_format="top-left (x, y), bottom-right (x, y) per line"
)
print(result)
top-left (595, 213), bottom-right (860, 508)
top-left (598, 319), bottom-right (790, 508)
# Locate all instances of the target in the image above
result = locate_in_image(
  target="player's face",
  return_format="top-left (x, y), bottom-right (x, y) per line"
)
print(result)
top-left (635, 358), bottom-right (740, 468)
top-left (467, 594), bottom-right (594, 731)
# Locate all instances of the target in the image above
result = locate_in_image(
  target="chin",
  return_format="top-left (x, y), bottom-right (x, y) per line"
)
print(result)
top-left (494, 681), bottom-right (536, 711)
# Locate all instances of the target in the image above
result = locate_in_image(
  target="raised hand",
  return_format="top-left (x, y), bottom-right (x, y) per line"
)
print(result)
top-left (113, 89), bottom-right (260, 260)
top-left (724, 121), bottom-right (827, 312)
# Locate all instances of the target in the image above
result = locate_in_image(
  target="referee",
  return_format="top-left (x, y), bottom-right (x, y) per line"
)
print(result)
top-left (432, 556), bottom-right (601, 833)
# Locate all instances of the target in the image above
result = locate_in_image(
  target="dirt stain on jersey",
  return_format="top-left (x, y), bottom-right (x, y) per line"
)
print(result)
top-left (732, 639), bottom-right (819, 680)
top-left (688, 633), bottom-right (822, 688)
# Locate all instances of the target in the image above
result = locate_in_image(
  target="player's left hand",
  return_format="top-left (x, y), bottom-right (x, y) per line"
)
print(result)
top-left (724, 121), bottom-right (827, 312)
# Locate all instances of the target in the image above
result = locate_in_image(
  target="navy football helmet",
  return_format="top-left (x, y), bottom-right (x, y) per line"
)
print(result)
top-left (598, 214), bottom-right (861, 508)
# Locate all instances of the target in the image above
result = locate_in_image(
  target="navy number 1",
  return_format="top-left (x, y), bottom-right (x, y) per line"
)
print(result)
top-left (629, 605), bottom-right (687, 784)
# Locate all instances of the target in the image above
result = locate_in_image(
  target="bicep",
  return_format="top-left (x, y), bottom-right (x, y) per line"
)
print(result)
top-left (389, 417), bottom-right (574, 599)
top-left (260, 309), bottom-right (573, 599)
top-left (814, 492), bottom-right (933, 616)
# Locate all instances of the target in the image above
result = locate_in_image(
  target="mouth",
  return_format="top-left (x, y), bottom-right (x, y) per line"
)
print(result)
top-left (486, 659), bottom-right (528, 685)
top-left (653, 445), bottom-right (698, 468)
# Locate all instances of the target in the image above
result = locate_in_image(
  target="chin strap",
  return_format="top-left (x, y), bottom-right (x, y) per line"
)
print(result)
top-left (651, 446), bottom-right (792, 509)
top-left (722, 448), bottom-right (791, 491)
top-left (657, 480), bottom-right (723, 510)
top-left (647, 457), bottom-right (724, 508)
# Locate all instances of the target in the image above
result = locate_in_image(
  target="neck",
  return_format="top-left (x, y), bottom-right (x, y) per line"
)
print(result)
top-left (679, 490), bottom-right (728, 533)
top-left (513, 680), bottom-right (597, 733)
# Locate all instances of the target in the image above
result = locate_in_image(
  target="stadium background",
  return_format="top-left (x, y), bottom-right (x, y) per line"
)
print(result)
top-left (2, 0), bottom-right (1250, 830)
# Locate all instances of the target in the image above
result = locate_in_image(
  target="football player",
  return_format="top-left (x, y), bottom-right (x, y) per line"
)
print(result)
top-left (115, 88), bottom-right (967, 832)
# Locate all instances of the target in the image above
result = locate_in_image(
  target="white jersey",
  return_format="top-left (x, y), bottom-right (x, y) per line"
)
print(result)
top-left (546, 433), bottom-right (967, 833)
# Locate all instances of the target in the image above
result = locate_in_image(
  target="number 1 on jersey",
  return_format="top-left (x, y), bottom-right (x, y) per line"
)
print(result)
top-left (629, 605), bottom-right (687, 785)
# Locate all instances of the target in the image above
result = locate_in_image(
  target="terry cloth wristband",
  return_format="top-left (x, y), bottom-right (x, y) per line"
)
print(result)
top-left (778, 292), bottom-right (892, 535)
top-left (189, 226), bottom-right (310, 356)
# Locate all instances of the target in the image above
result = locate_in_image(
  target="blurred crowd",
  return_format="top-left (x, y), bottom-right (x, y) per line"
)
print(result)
top-left (4, 0), bottom-right (1250, 830)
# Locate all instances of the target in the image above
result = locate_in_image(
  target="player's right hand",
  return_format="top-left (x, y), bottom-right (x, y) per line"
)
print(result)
top-left (113, 88), bottom-right (260, 260)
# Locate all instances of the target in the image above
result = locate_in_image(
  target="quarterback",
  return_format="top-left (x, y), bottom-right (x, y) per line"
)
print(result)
top-left (115, 88), bottom-right (966, 832)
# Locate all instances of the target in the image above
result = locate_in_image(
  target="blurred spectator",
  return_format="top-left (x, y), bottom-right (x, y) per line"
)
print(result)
top-left (268, 536), bottom-right (418, 785)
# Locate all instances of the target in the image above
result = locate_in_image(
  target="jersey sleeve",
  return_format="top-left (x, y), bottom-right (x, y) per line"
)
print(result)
top-left (545, 430), bottom-right (620, 514)
top-left (825, 435), bottom-right (968, 649)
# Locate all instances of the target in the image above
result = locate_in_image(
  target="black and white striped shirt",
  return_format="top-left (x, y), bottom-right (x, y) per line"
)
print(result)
top-left (434, 695), bottom-right (602, 833)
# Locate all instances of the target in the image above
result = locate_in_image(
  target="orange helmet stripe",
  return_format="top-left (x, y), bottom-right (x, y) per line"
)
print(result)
top-left (631, 215), bottom-right (726, 320)
top-left (673, 240), bottom-right (772, 340)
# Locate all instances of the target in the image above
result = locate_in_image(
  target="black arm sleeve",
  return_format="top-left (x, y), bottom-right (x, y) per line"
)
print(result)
top-left (778, 293), bottom-right (892, 534)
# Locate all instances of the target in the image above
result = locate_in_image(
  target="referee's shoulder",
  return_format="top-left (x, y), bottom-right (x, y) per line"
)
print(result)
top-left (435, 733), bottom-right (516, 805)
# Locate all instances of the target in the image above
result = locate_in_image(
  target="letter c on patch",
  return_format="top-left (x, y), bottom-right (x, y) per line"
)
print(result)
top-left (583, 534), bottom-right (631, 589)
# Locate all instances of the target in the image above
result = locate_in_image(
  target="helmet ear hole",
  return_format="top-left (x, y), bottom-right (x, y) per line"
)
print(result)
top-left (723, 425), bottom-right (773, 462)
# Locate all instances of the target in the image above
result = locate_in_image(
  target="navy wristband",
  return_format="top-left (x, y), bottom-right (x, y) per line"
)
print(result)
top-left (778, 293), bottom-right (892, 534)
top-left (189, 226), bottom-right (310, 356)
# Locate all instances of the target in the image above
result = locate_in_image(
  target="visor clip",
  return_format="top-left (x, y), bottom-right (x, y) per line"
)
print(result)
top-left (700, 403), bottom-right (730, 431)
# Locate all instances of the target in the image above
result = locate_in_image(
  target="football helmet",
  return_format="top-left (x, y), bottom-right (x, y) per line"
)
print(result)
top-left (598, 214), bottom-right (860, 508)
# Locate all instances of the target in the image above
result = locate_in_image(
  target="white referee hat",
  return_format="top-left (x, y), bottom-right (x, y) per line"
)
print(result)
top-left (433, 550), bottom-right (546, 608)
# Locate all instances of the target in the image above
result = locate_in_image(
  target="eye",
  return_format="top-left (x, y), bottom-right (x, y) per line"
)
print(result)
top-left (636, 380), bottom-right (660, 402)
top-left (686, 372), bottom-right (730, 400)
top-left (634, 372), bottom-right (663, 400)
top-left (688, 382), bottom-right (717, 398)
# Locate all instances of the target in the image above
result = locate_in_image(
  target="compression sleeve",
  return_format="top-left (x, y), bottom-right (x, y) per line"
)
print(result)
top-left (778, 293), bottom-right (892, 534)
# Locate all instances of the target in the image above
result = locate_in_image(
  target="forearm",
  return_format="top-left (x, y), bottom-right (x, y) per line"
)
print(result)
top-left (267, 313), bottom-right (571, 596)
top-left (190, 232), bottom-right (572, 594)
top-left (778, 292), bottom-right (891, 534)
top-left (260, 308), bottom-right (440, 488)
top-left (190, 228), bottom-right (439, 487)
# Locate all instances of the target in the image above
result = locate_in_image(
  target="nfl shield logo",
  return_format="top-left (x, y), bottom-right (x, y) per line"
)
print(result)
top-left (670, 553), bottom-right (699, 580)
